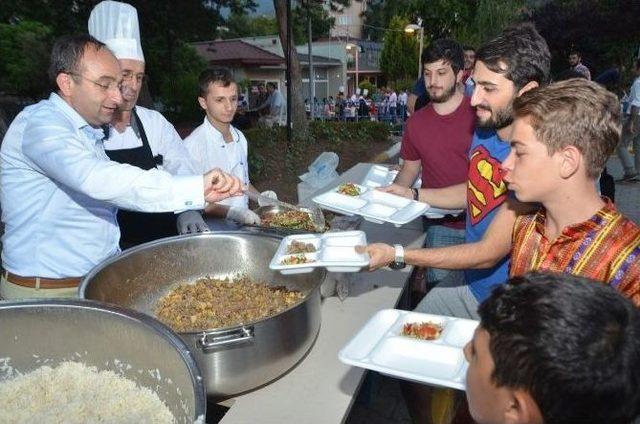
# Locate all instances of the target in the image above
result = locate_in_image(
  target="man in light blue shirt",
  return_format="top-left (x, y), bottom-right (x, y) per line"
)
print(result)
top-left (0, 34), bottom-right (242, 299)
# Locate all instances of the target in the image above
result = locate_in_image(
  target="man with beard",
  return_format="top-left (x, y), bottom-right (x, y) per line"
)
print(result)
top-left (89, 1), bottom-right (208, 248)
top-left (373, 23), bottom-right (550, 314)
top-left (364, 23), bottom-right (551, 423)
top-left (392, 38), bottom-right (475, 286)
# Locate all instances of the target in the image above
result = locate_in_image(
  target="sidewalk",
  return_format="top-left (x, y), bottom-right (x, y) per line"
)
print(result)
top-left (345, 155), bottom-right (640, 424)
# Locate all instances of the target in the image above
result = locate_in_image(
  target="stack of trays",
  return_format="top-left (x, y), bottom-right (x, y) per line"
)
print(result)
top-left (312, 184), bottom-right (429, 227)
top-left (269, 230), bottom-right (370, 275)
top-left (338, 309), bottom-right (479, 390)
top-left (360, 165), bottom-right (464, 220)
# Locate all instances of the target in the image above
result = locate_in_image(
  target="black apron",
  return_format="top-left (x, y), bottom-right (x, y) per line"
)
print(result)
top-left (105, 108), bottom-right (177, 249)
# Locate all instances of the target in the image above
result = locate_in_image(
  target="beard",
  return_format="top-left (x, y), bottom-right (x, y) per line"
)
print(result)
top-left (428, 82), bottom-right (457, 104)
top-left (476, 100), bottom-right (514, 130)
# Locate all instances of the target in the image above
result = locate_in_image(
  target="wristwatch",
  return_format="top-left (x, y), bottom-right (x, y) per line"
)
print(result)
top-left (389, 244), bottom-right (406, 270)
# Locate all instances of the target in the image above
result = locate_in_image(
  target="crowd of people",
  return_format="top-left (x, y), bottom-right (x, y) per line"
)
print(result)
top-left (356, 22), bottom-right (640, 424)
top-left (0, 1), bottom-right (639, 423)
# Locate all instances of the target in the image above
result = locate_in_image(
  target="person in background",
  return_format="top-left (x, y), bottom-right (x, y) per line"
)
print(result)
top-left (616, 58), bottom-right (640, 182)
top-left (254, 82), bottom-right (284, 126)
top-left (466, 272), bottom-right (640, 424)
top-left (183, 68), bottom-right (277, 227)
top-left (0, 34), bottom-right (241, 300)
top-left (398, 89), bottom-right (408, 121)
top-left (462, 45), bottom-right (476, 96)
top-left (88, 1), bottom-right (208, 249)
top-left (568, 49), bottom-right (591, 80)
top-left (388, 87), bottom-right (398, 124)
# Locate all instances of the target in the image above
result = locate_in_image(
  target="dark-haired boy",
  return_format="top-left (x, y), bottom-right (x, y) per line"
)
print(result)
top-left (184, 68), bottom-right (276, 225)
top-left (466, 272), bottom-right (640, 424)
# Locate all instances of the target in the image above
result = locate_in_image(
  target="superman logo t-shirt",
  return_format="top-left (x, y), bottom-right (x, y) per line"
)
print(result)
top-left (464, 129), bottom-right (511, 302)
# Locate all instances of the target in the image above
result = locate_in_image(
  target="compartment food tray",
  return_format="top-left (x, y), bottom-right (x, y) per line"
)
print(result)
top-left (312, 183), bottom-right (429, 227)
top-left (338, 309), bottom-right (479, 390)
top-left (359, 165), bottom-right (464, 219)
top-left (269, 231), bottom-right (370, 275)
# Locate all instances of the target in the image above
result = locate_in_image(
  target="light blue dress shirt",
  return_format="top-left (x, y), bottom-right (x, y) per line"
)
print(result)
top-left (0, 93), bottom-right (205, 278)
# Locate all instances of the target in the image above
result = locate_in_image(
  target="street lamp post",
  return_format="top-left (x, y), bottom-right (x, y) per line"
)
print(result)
top-left (404, 18), bottom-right (424, 79)
top-left (346, 43), bottom-right (359, 96)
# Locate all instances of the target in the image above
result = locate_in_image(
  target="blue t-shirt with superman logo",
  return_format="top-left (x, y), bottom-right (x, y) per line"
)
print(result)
top-left (465, 129), bottom-right (511, 302)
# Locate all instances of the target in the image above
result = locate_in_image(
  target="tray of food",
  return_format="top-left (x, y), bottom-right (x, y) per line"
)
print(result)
top-left (312, 183), bottom-right (429, 226)
top-left (360, 165), bottom-right (464, 219)
top-left (338, 309), bottom-right (479, 390)
top-left (269, 230), bottom-right (369, 275)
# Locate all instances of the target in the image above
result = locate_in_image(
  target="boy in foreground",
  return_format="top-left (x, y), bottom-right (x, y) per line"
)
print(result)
top-left (466, 272), bottom-right (640, 424)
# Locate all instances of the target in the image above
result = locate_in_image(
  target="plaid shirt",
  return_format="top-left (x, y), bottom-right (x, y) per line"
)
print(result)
top-left (510, 199), bottom-right (640, 306)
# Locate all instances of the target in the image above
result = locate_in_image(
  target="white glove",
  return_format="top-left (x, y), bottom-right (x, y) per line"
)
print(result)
top-left (258, 190), bottom-right (278, 207)
top-left (226, 207), bottom-right (261, 225)
top-left (176, 210), bottom-right (209, 234)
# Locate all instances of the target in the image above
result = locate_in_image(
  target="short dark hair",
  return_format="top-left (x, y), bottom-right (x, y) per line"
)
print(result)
top-left (48, 34), bottom-right (107, 87)
top-left (266, 82), bottom-right (277, 90)
top-left (476, 23), bottom-right (550, 90)
top-left (422, 39), bottom-right (464, 74)
top-left (198, 68), bottom-right (235, 97)
top-left (478, 272), bottom-right (640, 424)
top-left (569, 49), bottom-right (581, 57)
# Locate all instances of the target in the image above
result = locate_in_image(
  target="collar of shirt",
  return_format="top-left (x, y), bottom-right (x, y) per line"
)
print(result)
top-left (532, 197), bottom-right (617, 241)
top-left (49, 93), bottom-right (104, 139)
top-left (203, 117), bottom-right (239, 148)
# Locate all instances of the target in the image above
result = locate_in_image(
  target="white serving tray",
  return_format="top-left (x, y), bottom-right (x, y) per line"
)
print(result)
top-left (361, 165), bottom-right (464, 219)
top-left (312, 184), bottom-right (429, 227)
top-left (338, 309), bottom-right (479, 390)
top-left (269, 231), bottom-right (370, 275)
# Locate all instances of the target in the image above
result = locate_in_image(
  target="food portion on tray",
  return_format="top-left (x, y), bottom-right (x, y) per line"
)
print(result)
top-left (337, 182), bottom-right (362, 197)
top-left (155, 276), bottom-right (305, 332)
top-left (270, 231), bottom-right (370, 274)
top-left (401, 321), bottom-right (443, 340)
top-left (339, 309), bottom-right (479, 390)
top-left (313, 182), bottom-right (429, 227)
top-left (261, 209), bottom-right (318, 232)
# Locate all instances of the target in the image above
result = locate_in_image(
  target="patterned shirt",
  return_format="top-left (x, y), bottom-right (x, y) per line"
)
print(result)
top-left (510, 199), bottom-right (640, 306)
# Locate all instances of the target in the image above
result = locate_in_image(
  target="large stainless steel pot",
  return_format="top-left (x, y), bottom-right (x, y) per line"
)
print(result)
top-left (0, 299), bottom-right (206, 423)
top-left (79, 232), bottom-right (325, 398)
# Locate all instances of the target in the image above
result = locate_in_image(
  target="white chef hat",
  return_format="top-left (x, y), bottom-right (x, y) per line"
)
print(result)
top-left (88, 1), bottom-right (144, 62)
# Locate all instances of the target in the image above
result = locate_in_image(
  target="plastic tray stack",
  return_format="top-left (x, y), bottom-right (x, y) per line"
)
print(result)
top-left (269, 230), bottom-right (369, 275)
top-left (338, 309), bottom-right (479, 390)
top-left (361, 165), bottom-right (464, 219)
top-left (313, 184), bottom-right (429, 227)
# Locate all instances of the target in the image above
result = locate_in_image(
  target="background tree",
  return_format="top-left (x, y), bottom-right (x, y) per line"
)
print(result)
top-left (0, 20), bottom-right (52, 100)
top-left (379, 16), bottom-right (419, 85)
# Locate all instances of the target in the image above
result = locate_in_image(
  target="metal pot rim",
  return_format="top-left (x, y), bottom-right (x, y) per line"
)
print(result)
top-left (79, 231), bottom-right (326, 335)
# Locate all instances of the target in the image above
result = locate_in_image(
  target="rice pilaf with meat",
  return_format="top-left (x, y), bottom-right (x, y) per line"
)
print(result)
top-left (155, 276), bottom-right (305, 332)
top-left (261, 210), bottom-right (318, 232)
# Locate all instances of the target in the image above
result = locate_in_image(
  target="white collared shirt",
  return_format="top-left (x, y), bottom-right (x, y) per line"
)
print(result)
top-left (183, 117), bottom-right (249, 208)
top-left (0, 93), bottom-right (205, 278)
top-left (103, 106), bottom-right (197, 175)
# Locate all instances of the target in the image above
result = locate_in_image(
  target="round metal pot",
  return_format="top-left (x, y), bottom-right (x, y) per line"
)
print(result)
top-left (0, 299), bottom-right (206, 423)
top-left (79, 232), bottom-right (325, 398)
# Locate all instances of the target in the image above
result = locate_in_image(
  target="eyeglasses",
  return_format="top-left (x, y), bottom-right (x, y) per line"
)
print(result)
top-left (67, 72), bottom-right (122, 92)
top-left (122, 70), bottom-right (147, 84)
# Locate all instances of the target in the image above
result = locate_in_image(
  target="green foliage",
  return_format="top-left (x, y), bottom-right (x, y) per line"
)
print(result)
top-left (0, 20), bottom-right (52, 99)
top-left (358, 79), bottom-right (377, 95)
top-left (151, 42), bottom-right (207, 123)
top-left (379, 16), bottom-right (419, 84)
top-left (453, 0), bottom-right (526, 48)
top-left (225, 13), bottom-right (279, 38)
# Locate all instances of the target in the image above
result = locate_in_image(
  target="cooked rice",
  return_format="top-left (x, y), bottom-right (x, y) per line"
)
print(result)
top-left (0, 361), bottom-right (175, 424)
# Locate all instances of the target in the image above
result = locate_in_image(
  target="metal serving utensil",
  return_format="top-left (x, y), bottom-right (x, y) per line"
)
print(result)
top-left (244, 190), bottom-right (326, 232)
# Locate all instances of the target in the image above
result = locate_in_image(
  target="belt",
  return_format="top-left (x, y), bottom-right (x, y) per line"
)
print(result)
top-left (3, 271), bottom-right (83, 289)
